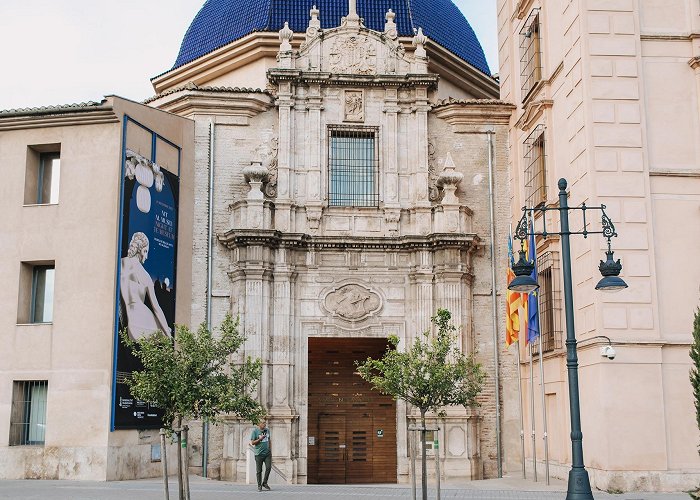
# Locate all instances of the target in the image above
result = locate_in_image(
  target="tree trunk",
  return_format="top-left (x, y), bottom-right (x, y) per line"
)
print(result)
top-left (176, 416), bottom-right (184, 500)
top-left (183, 425), bottom-right (190, 500)
top-left (160, 428), bottom-right (169, 500)
top-left (420, 410), bottom-right (427, 500)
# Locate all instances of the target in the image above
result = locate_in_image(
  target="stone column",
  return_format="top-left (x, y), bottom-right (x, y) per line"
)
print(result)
top-left (413, 87), bottom-right (432, 234)
top-left (383, 88), bottom-right (401, 233)
top-left (306, 84), bottom-right (323, 233)
top-left (276, 82), bottom-right (295, 231)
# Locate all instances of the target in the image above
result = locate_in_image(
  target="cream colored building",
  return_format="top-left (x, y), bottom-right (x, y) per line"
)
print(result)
top-left (0, 97), bottom-right (194, 479)
top-left (498, 0), bottom-right (700, 491)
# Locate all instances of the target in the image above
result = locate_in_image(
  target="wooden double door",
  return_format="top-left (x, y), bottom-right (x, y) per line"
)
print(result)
top-left (308, 338), bottom-right (397, 484)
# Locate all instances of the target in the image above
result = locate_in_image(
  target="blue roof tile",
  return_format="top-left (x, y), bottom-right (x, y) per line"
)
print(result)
top-left (173, 0), bottom-right (490, 75)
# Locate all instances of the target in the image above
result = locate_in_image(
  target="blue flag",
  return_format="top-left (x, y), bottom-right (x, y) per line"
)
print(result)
top-left (527, 217), bottom-right (540, 344)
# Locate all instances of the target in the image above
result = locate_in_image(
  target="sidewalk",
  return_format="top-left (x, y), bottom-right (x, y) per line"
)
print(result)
top-left (0, 475), bottom-right (691, 500)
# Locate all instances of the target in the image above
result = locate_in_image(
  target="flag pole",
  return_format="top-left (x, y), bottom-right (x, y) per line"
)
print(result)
top-left (538, 335), bottom-right (550, 484)
top-left (529, 341), bottom-right (537, 481)
top-left (515, 342), bottom-right (526, 479)
top-left (537, 296), bottom-right (550, 484)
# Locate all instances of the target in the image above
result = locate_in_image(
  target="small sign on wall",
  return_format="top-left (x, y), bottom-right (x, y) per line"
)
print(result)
top-left (308, 436), bottom-right (316, 446)
top-left (377, 429), bottom-right (384, 438)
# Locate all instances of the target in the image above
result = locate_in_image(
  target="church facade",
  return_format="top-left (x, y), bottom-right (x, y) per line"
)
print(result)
top-left (149, 0), bottom-right (513, 484)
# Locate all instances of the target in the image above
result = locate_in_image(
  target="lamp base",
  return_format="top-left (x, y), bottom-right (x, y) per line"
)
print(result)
top-left (566, 467), bottom-right (594, 499)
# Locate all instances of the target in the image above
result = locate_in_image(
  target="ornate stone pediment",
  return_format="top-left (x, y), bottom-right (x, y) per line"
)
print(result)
top-left (322, 283), bottom-right (382, 321)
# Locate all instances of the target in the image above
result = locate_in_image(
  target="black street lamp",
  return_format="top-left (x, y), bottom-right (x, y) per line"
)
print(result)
top-left (509, 178), bottom-right (628, 500)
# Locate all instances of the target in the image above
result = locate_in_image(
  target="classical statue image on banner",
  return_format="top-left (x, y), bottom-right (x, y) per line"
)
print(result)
top-left (120, 231), bottom-right (172, 340)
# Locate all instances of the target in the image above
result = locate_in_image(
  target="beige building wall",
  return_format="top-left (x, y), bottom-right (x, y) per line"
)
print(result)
top-left (498, 0), bottom-right (700, 492)
top-left (0, 97), bottom-right (194, 480)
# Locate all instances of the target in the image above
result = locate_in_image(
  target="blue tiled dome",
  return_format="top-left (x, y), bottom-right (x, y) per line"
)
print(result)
top-left (173, 0), bottom-right (490, 75)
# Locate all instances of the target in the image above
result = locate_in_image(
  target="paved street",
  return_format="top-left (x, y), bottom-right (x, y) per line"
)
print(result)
top-left (0, 476), bottom-right (691, 500)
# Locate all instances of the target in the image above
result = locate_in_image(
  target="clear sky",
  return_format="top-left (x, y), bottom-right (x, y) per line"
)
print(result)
top-left (0, 0), bottom-right (498, 111)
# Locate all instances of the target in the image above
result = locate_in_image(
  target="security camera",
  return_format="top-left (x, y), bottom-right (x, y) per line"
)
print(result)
top-left (600, 345), bottom-right (616, 360)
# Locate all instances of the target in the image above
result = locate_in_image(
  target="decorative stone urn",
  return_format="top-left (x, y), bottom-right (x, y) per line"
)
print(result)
top-left (243, 161), bottom-right (269, 200)
top-left (436, 152), bottom-right (463, 205)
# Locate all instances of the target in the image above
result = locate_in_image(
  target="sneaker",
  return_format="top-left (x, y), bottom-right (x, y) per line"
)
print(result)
top-left (262, 484), bottom-right (271, 490)
top-left (258, 485), bottom-right (262, 491)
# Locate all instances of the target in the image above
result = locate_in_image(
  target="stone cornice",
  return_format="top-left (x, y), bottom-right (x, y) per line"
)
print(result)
top-left (515, 97), bottom-right (553, 131)
top-left (148, 88), bottom-right (273, 118)
top-left (218, 229), bottom-right (479, 251)
top-left (151, 32), bottom-right (300, 94)
top-left (0, 102), bottom-right (119, 131)
top-left (513, 0), bottom-right (537, 20)
top-left (267, 69), bottom-right (439, 90)
top-left (425, 40), bottom-right (499, 99)
top-left (432, 99), bottom-right (515, 127)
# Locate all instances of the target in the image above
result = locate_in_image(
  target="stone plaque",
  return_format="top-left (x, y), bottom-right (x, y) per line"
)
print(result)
top-left (324, 284), bottom-right (382, 321)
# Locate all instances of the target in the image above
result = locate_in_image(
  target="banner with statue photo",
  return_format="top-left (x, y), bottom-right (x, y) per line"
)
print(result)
top-left (112, 123), bottom-right (180, 430)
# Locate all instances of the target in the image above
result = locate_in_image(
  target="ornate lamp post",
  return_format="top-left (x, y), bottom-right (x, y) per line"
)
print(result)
top-left (509, 178), bottom-right (627, 500)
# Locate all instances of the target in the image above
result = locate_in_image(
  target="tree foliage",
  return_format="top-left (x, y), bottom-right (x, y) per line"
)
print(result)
top-left (691, 309), bottom-right (700, 448)
top-left (356, 308), bottom-right (485, 500)
top-left (121, 314), bottom-right (264, 433)
top-left (356, 308), bottom-right (485, 416)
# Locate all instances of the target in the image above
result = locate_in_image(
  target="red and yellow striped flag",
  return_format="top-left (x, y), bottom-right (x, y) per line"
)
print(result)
top-left (506, 267), bottom-right (522, 347)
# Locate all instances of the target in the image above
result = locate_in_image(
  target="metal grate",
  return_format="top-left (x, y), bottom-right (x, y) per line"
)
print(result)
top-left (520, 9), bottom-right (542, 101)
top-left (9, 380), bottom-right (48, 446)
top-left (524, 124), bottom-right (547, 208)
top-left (530, 251), bottom-right (562, 356)
top-left (328, 126), bottom-right (379, 207)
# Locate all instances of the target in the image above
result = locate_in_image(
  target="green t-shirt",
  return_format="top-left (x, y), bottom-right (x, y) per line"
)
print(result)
top-left (250, 427), bottom-right (270, 456)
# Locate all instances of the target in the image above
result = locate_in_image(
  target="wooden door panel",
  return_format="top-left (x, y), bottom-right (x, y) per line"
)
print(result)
top-left (308, 338), bottom-right (397, 484)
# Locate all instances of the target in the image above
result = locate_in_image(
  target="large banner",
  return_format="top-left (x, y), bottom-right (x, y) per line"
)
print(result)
top-left (112, 139), bottom-right (179, 430)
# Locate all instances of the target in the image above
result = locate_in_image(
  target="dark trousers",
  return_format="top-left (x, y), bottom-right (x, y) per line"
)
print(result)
top-left (255, 452), bottom-right (271, 486)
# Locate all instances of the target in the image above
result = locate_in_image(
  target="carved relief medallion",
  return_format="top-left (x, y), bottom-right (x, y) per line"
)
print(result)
top-left (324, 284), bottom-right (382, 321)
top-left (344, 90), bottom-right (364, 122)
top-left (329, 36), bottom-right (377, 75)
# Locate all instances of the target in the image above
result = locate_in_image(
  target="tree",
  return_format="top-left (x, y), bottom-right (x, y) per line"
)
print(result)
top-left (691, 309), bottom-right (700, 447)
top-left (356, 309), bottom-right (485, 500)
top-left (122, 314), bottom-right (264, 500)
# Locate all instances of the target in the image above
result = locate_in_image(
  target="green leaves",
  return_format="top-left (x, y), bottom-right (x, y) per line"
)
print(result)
top-left (120, 314), bottom-right (263, 433)
top-left (356, 308), bottom-right (485, 416)
top-left (690, 308), bottom-right (700, 451)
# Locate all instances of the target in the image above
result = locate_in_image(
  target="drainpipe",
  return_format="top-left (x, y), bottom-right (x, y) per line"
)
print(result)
top-left (486, 129), bottom-right (502, 478)
top-left (203, 120), bottom-right (215, 477)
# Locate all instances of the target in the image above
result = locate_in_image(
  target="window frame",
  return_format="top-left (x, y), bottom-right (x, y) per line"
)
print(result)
top-left (519, 8), bottom-right (543, 102)
top-left (524, 124), bottom-right (547, 208)
top-left (530, 250), bottom-right (562, 356)
top-left (24, 144), bottom-right (61, 206)
top-left (327, 125), bottom-right (380, 208)
top-left (9, 380), bottom-right (48, 446)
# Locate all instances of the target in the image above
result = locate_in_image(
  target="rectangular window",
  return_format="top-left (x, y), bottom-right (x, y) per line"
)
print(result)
top-left (18, 262), bottom-right (55, 324)
top-left (328, 126), bottom-right (379, 207)
top-left (530, 250), bottom-right (562, 355)
top-left (24, 145), bottom-right (61, 205)
top-left (524, 125), bottom-right (546, 208)
top-left (9, 381), bottom-right (48, 446)
top-left (520, 9), bottom-right (542, 101)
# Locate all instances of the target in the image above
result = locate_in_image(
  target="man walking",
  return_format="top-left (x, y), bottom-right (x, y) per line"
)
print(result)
top-left (250, 420), bottom-right (271, 491)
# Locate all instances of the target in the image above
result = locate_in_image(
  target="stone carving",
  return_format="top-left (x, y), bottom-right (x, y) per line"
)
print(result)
top-left (344, 90), bottom-right (364, 122)
top-left (437, 151), bottom-right (463, 205)
top-left (329, 36), bottom-right (377, 75)
top-left (262, 138), bottom-right (279, 198)
top-left (324, 284), bottom-right (381, 321)
top-left (279, 22), bottom-right (293, 52)
top-left (306, 5), bottom-right (321, 40)
top-left (427, 140), bottom-right (441, 202)
top-left (384, 9), bottom-right (398, 40)
top-left (243, 161), bottom-right (268, 200)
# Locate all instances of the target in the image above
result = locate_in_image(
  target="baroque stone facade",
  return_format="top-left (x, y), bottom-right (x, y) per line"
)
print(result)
top-left (150, 4), bottom-right (512, 484)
